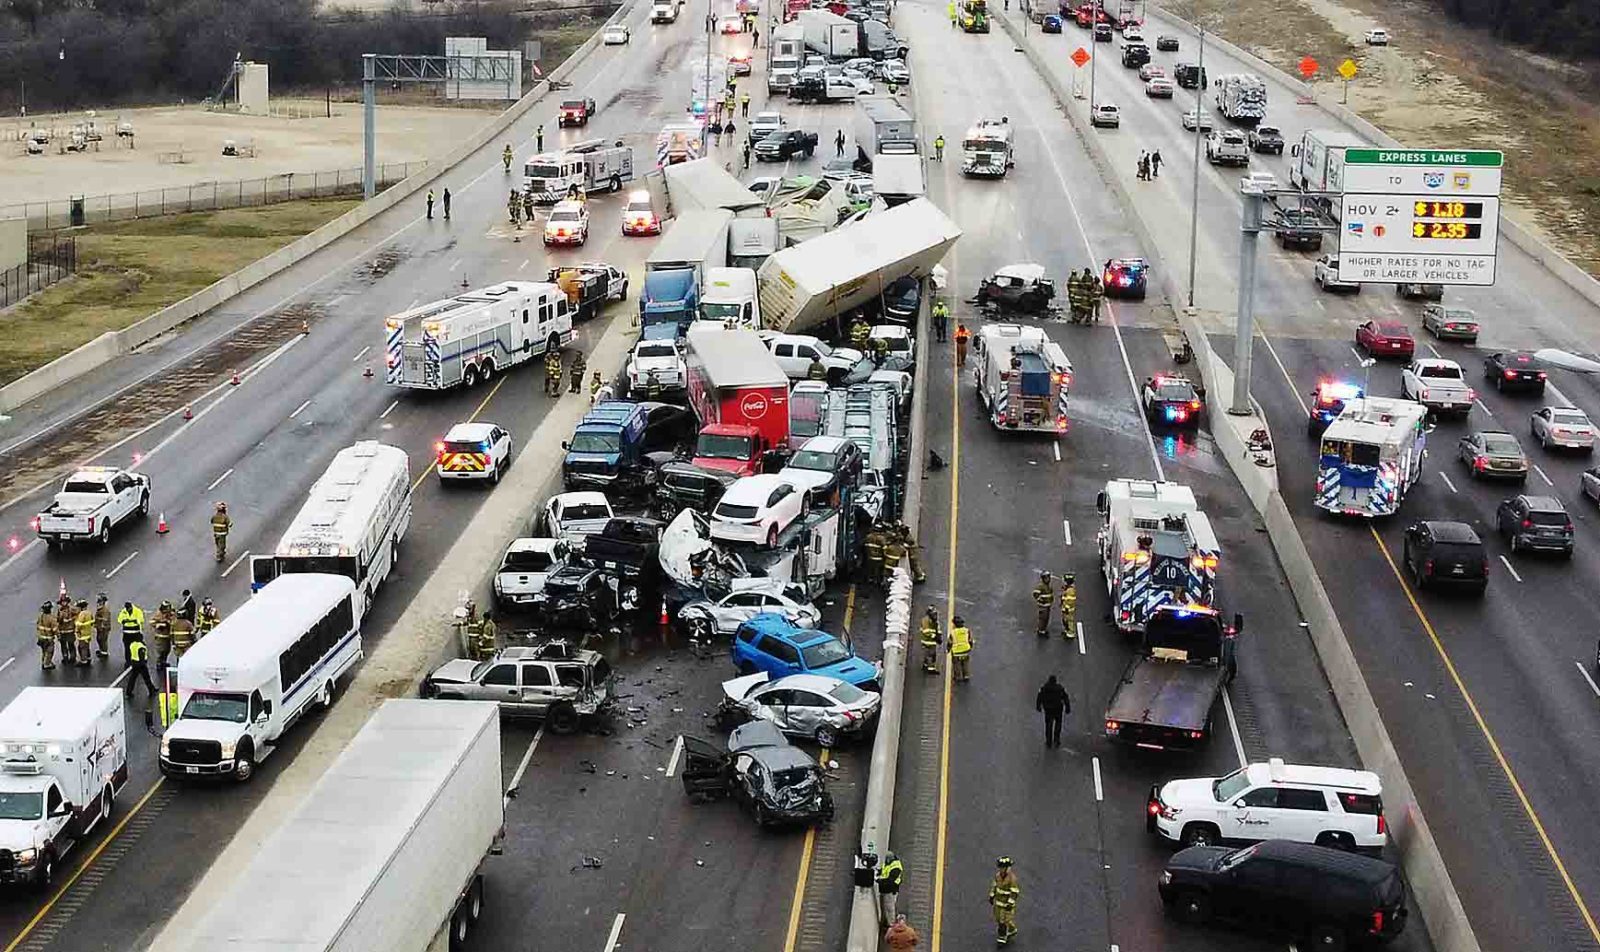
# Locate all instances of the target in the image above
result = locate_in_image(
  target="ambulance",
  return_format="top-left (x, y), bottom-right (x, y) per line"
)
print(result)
top-left (384, 281), bottom-right (573, 391)
top-left (1095, 479), bottom-right (1220, 634)
top-left (1315, 397), bottom-right (1428, 518)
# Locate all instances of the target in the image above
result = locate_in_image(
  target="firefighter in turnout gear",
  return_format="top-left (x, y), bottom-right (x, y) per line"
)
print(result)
top-left (1059, 573), bottom-right (1077, 639)
top-left (897, 524), bottom-right (926, 583)
top-left (807, 355), bottom-right (828, 381)
top-left (55, 595), bottom-right (75, 665)
top-left (503, 143), bottom-right (513, 173)
top-left (949, 615), bottom-right (973, 682)
top-left (211, 502), bottom-right (232, 562)
top-left (94, 593), bottom-right (112, 659)
top-left (196, 598), bottom-right (220, 639)
top-left (863, 528), bottom-right (886, 586)
top-left (955, 323), bottom-right (971, 367)
top-left (523, 189), bottom-right (536, 224)
top-left (590, 371), bottom-right (603, 403)
top-left (919, 607), bottom-right (941, 673)
top-left (36, 604), bottom-right (57, 670)
top-left (646, 369), bottom-right (663, 399)
top-left (152, 601), bottom-right (175, 668)
top-left (1032, 571), bottom-right (1053, 636)
top-left (73, 600), bottom-right (94, 666)
top-left (509, 189), bottom-right (522, 227)
top-left (545, 350), bottom-right (563, 396)
top-left (569, 351), bottom-right (587, 393)
top-left (989, 856), bottom-right (1021, 945)
top-left (850, 317), bottom-right (871, 349)
top-left (474, 611), bottom-right (499, 660)
top-left (882, 530), bottom-right (907, 583)
top-left (172, 611), bottom-right (196, 660)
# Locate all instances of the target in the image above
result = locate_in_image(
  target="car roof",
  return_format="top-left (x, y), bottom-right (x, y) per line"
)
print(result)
top-left (1517, 494), bottom-right (1566, 512)
top-left (1412, 357), bottom-right (1459, 368)
top-left (1251, 840), bottom-right (1399, 883)
top-left (765, 673), bottom-right (854, 695)
top-left (1374, 320), bottom-right (1411, 333)
top-left (1421, 520), bottom-right (1481, 543)
top-left (869, 324), bottom-right (910, 338)
top-left (505, 537), bottom-right (563, 554)
top-left (724, 474), bottom-right (796, 501)
top-left (444, 422), bottom-right (497, 441)
top-left (1247, 758), bottom-right (1380, 794)
top-left (552, 490), bottom-right (610, 507)
top-left (798, 435), bottom-right (851, 453)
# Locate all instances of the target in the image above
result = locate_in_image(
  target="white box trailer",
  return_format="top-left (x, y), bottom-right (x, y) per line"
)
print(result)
top-left (173, 699), bottom-right (503, 952)
top-left (853, 96), bottom-right (917, 165)
top-left (757, 197), bottom-right (960, 333)
top-left (0, 688), bottom-right (127, 887)
top-left (384, 282), bottom-right (574, 391)
top-left (648, 157), bottom-right (765, 220)
top-left (1289, 128), bottom-right (1368, 219)
top-left (797, 9), bottom-right (858, 58)
top-left (872, 152), bottom-right (925, 206)
top-left (646, 208), bottom-right (733, 279)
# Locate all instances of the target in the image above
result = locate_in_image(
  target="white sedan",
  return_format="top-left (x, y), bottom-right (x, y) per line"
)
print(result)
top-left (710, 474), bottom-right (806, 546)
top-left (1181, 109), bottom-right (1215, 132)
top-left (1532, 406), bottom-right (1596, 452)
top-left (679, 582), bottom-right (821, 638)
top-left (603, 24), bottom-right (630, 44)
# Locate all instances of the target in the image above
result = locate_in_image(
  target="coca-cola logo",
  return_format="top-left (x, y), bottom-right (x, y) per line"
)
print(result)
top-left (740, 391), bottom-right (769, 418)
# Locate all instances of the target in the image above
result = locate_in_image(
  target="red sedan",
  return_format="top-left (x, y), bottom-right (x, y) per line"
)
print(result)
top-left (1355, 319), bottom-right (1415, 359)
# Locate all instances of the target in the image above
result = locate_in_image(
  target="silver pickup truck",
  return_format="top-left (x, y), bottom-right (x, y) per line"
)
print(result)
top-left (1401, 358), bottom-right (1474, 416)
top-left (35, 467), bottom-right (150, 547)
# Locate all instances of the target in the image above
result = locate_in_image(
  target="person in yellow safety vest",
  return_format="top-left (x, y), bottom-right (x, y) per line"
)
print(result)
top-left (932, 298), bottom-right (950, 341)
top-left (740, 92), bottom-right (750, 117)
top-left (1059, 574), bottom-right (1077, 639)
top-left (171, 611), bottom-right (196, 661)
top-left (152, 601), bottom-right (175, 668)
top-left (876, 851), bottom-right (904, 925)
top-left (850, 317), bottom-right (871, 348)
top-left (919, 607), bottom-right (941, 673)
top-left (73, 600), bottom-right (94, 667)
top-left (948, 615), bottom-right (973, 682)
top-left (503, 143), bottom-right (513, 173)
top-left (474, 611), bottom-right (499, 661)
top-left (933, 134), bottom-right (945, 162)
top-left (211, 501), bottom-right (232, 563)
top-left (948, 0), bottom-right (956, 25)
top-left (117, 601), bottom-right (145, 654)
top-left (94, 593), bottom-right (112, 660)
top-left (159, 683), bottom-right (181, 727)
top-left (196, 598), bottom-right (221, 639)
top-left (897, 524), bottom-right (926, 583)
top-left (35, 603), bottom-right (57, 671)
top-left (590, 371), bottom-right (604, 404)
top-left (123, 635), bottom-right (156, 699)
top-left (989, 856), bottom-right (1021, 945)
top-left (863, 528), bottom-right (886, 586)
top-left (882, 530), bottom-right (907, 584)
top-left (569, 351), bottom-right (587, 393)
top-left (1032, 571), bottom-right (1053, 637)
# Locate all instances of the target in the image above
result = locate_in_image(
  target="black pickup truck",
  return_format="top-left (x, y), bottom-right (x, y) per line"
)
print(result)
top-left (1104, 606), bottom-right (1241, 751)
top-left (754, 129), bottom-right (819, 161)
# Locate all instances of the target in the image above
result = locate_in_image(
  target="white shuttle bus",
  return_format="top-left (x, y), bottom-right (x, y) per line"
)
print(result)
top-left (251, 441), bottom-right (412, 619)
top-left (159, 574), bottom-right (359, 783)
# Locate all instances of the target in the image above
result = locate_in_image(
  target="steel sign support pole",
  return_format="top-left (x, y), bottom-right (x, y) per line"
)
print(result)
top-left (1229, 189), bottom-right (1264, 416)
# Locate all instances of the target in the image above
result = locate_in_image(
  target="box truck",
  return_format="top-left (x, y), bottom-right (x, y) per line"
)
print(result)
top-left (1288, 128), bottom-right (1368, 218)
top-left (685, 324), bottom-right (791, 475)
top-left (797, 9), bottom-right (858, 58)
top-left (642, 209), bottom-right (734, 330)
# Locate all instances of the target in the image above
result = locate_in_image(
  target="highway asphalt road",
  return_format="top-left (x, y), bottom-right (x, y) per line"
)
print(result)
top-left (1002, 5), bottom-right (1600, 951)
top-left (0, 4), bottom-right (880, 949)
top-left (884, 8), bottom-right (1431, 952)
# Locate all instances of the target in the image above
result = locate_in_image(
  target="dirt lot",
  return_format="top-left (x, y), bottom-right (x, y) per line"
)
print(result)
top-left (0, 199), bottom-right (358, 386)
top-left (1162, 0), bottom-right (1600, 277)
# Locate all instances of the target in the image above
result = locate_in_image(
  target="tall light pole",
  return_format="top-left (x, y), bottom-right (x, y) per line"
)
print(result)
top-left (1185, 21), bottom-right (1205, 308)
top-left (1088, 2), bottom-right (1099, 108)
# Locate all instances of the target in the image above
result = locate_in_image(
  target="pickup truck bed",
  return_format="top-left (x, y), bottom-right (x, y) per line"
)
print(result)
top-left (1105, 657), bottom-right (1227, 749)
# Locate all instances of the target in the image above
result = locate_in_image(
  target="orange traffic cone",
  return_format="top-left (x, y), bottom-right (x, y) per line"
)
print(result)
top-left (156, 513), bottom-right (169, 535)
top-left (182, 406), bottom-right (193, 421)
top-left (230, 369), bottom-right (241, 386)
top-left (658, 598), bottom-right (670, 637)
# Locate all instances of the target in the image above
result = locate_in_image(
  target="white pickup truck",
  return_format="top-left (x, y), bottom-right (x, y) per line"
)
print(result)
top-left (1402, 358), bottom-right (1474, 417)
top-left (35, 466), bottom-right (150, 547)
top-left (1205, 129), bottom-right (1250, 167)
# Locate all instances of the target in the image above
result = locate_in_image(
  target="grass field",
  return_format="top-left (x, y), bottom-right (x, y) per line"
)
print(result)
top-left (0, 198), bottom-right (359, 387)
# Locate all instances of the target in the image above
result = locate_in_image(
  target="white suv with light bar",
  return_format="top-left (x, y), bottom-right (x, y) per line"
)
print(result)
top-left (1147, 757), bottom-right (1387, 852)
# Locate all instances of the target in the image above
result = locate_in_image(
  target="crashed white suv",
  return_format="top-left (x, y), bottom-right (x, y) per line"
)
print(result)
top-left (1147, 757), bottom-right (1387, 852)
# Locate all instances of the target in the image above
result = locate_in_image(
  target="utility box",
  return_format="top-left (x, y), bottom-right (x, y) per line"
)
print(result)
top-left (237, 62), bottom-right (269, 114)
top-left (0, 218), bottom-right (25, 273)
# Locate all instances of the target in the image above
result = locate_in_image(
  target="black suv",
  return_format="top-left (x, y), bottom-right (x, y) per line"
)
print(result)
top-left (1497, 494), bottom-right (1574, 557)
top-left (1273, 208), bottom-right (1323, 251)
top-left (1160, 840), bottom-right (1407, 948)
top-left (1401, 520), bottom-right (1488, 593)
top-left (1175, 62), bottom-right (1208, 88)
top-left (1121, 43), bottom-right (1151, 67)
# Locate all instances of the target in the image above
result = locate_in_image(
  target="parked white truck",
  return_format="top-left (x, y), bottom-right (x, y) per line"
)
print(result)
top-left (0, 688), bottom-right (127, 887)
top-left (384, 281), bottom-right (573, 391)
top-left (1214, 73), bottom-right (1267, 125)
top-left (172, 699), bottom-right (503, 952)
top-left (758, 198), bottom-right (960, 333)
top-left (1288, 128), bottom-right (1368, 219)
top-left (523, 139), bottom-right (634, 204)
top-left (35, 466), bottom-right (150, 548)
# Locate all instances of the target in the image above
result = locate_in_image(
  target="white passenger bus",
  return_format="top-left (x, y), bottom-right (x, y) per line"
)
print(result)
top-left (159, 574), bottom-right (360, 782)
top-left (251, 441), bottom-right (412, 619)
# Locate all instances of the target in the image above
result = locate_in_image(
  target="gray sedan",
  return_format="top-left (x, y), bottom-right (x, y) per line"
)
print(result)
top-left (720, 672), bottom-right (880, 747)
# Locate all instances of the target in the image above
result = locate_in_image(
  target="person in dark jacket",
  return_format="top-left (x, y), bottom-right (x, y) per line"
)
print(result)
top-left (1036, 675), bottom-right (1070, 748)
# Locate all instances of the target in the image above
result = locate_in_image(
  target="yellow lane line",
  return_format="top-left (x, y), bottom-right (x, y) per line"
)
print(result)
top-left (4, 778), bottom-right (167, 952)
top-left (931, 340), bottom-right (962, 952)
top-left (1368, 526), bottom-right (1600, 946)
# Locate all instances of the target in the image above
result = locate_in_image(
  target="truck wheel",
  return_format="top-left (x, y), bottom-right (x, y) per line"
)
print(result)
top-left (479, 360), bottom-right (495, 383)
top-left (98, 521), bottom-right (110, 545)
top-left (100, 785), bottom-right (115, 825)
top-left (138, 492), bottom-right (150, 517)
top-left (610, 175), bottom-right (622, 192)
top-left (463, 365), bottom-right (480, 389)
top-left (1172, 889), bottom-right (1211, 924)
top-left (34, 851), bottom-right (55, 890)
top-left (1180, 823), bottom-right (1219, 847)
top-left (547, 704), bottom-right (580, 735)
top-left (234, 742), bottom-right (256, 783)
top-left (449, 906), bottom-right (471, 951)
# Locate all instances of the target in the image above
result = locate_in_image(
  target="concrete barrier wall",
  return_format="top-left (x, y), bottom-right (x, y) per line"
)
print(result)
top-left (997, 10), bottom-right (1479, 952)
top-left (0, 7), bottom-right (625, 415)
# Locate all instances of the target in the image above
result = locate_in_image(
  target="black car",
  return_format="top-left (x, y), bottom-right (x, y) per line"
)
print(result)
top-left (655, 461), bottom-right (739, 520)
top-left (636, 401), bottom-right (696, 453)
top-left (679, 721), bottom-right (835, 828)
top-left (1141, 373), bottom-right (1205, 427)
top-left (532, 564), bottom-right (615, 628)
top-left (1248, 125), bottom-right (1284, 154)
top-left (1121, 42), bottom-right (1151, 67)
top-left (1396, 282), bottom-right (1444, 301)
top-left (881, 274), bottom-right (922, 322)
top-left (1103, 257), bottom-right (1149, 299)
top-left (1156, 34), bottom-right (1180, 51)
top-left (755, 128), bottom-right (819, 161)
top-left (1093, 22), bottom-right (1113, 41)
top-left (1175, 62), bottom-right (1208, 88)
top-left (1042, 14), bottom-right (1062, 32)
top-left (1482, 351), bottom-right (1548, 395)
top-left (1273, 208), bottom-right (1323, 251)
top-left (1402, 520), bottom-right (1488, 593)
top-left (1159, 840), bottom-right (1408, 949)
top-left (1497, 494), bottom-right (1574, 557)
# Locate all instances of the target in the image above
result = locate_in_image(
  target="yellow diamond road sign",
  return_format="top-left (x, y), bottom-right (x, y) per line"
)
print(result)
top-left (1338, 58), bottom-right (1358, 80)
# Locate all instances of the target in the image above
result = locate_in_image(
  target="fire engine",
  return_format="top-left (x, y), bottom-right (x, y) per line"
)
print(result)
top-left (1315, 397), bottom-right (1428, 518)
top-left (971, 323), bottom-right (1072, 432)
top-left (1095, 479), bottom-right (1220, 634)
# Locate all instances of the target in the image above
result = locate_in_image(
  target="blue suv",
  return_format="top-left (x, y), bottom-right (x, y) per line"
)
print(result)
top-left (731, 614), bottom-right (881, 691)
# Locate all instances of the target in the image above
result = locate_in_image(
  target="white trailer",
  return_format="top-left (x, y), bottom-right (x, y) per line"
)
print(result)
top-left (1094, 479), bottom-right (1220, 634)
top-left (797, 9), bottom-right (858, 58)
top-left (1288, 128), bottom-right (1368, 219)
top-left (0, 688), bottom-right (127, 887)
top-left (384, 281), bottom-right (574, 391)
top-left (972, 323), bottom-right (1072, 432)
top-left (853, 96), bottom-right (917, 166)
top-left (172, 699), bottom-right (503, 952)
top-left (650, 157), bottom-right (764, 220)
top-left (523, 139), bottom-right (634, 204)
top-left (758, 198), bottom-right (960, 333)
top-left (871, 153), bottom-right (925, 206)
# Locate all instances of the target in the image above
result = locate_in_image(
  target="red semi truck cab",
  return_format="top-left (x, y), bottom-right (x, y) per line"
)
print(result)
top-left (685, 326), bottom-right (791, 469)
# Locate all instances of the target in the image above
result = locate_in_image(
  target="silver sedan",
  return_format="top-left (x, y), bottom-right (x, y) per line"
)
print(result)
top-left (678, 584), bottom-right (820, 640)
top-left (1532, 406), bottom-right (1596, 452)
top-left (720, 672), bottom-right (881, 747)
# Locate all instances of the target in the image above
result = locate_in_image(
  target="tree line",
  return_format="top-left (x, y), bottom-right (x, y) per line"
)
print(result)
top-left (0, 0), bottom-right (529, 113)
top-left (1430, 0), bottom-right (1600, 61)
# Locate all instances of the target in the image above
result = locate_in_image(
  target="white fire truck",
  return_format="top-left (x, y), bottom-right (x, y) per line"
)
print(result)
top-left (1095, 478), bottom-right (1220, 634)
top-left (384, 282), bottom-right (573, 391)
top-left (961, 118), bottom-right (1014, 178)
top-left (523, 139), bottom-right (635, 205)
top-left (971, 323), bottom-right (1072, 432)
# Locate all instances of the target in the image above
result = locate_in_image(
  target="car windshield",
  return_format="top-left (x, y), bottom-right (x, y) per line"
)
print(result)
top-left (1155, 379), bottom-right (1195, 400)
top-left (527, 163), bottom-right (562, 178)
top-left (1442, 308), bottom-right (1477, 321)
top-left (568, 432), bottom-right (620, 454)
top-left (636, 342), bottom-right (677, 358)
top-left (504, 549), bottom-right (554, 571)
top-left (1212, 765), bottom-right (1252, 801)
top-left (0, 792), bottom-right (43, 821)
top-left (443, 439), bottom-right (489, 454)
top-left (701, 302), bottom-right (745, 320)
top-left (550, 209), bottom-right (582, 222)
top-left (801, 638), bottom-right (852, 668)
top-left (181, 692), bottom-right (249, 723)
top-left (626, 201), bottom-right (652, 214)
top-left (966, 140), bottom-right (1008, 153)
top-left (562, 503), bottom-right (610, 521)
top-left (1552, 410), bottom-right (1590, 426)
top-left (1259, 126), bottom-right (1279, 136)
top-left (697, 433), bottom-right (753, 459)
top-left (791, 449), bottom-right (839, 471)
top-left (829, 681), bottom-right (867, 703)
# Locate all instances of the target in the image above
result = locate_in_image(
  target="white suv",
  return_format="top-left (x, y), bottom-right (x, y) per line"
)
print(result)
top-left (436, 422), bottom-right (513, 484)
top-left (1147, 758), bottom-right (1387, 852)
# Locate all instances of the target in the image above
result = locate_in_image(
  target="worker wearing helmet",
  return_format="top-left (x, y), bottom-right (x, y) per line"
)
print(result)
top-left (988, 856), bottom-right (1021, 944)
top-left (503, 143), bottom-right (513, 173)
top-left (36, 603), bottom-right (58, 671)
top-left (211, 502), bottom-right (233, 563)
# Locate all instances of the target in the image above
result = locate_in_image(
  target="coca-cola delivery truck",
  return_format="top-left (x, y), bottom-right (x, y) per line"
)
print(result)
top-left (685, 324), bottom-right (790, 476)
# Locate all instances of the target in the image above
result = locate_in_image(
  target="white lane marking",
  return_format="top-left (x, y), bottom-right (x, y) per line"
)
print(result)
top-left (104, 551), bottom-right (139, 580)
top-left (1258, 334), bottom-right (1308, 417)
top-left (1438, 471), bottom-right (1458, 493)
top-left (1498, 555), bottom-right (1523, 583)
top-left (602, 913), bottom-right (626, 952)
top-left (1221, 688), bottom-right (1247, 767)
top-left (1076, 622), bottom-right (1086, 655)
top-left (408, 298), bottom-right (420, 308)
top-left (1424, 343), bottom-right (1442, 359)
top-left (1575, 661), bottom-right (1600, 699)
top-left (1534, 464), bottom-right (1554, 486)
top-left (221, 550), bottom-right (251, 578)
top-left (1062, 520), bottom-right (1072, 546)
top-left (0, 539), bottom-right (42, 578)
top-left (1546, 381), bottom-right (1575, 409)
top-left (449, 259), bottom-right (462, 272)
top-left (111, 665), bottom-right (131, 688)
top-left (665, 734), bottom-right (686, 777)
top-left (506, 725), bottom-right (546, 803)
top-left (0, 657), bottom-right (15, 676)
top-left (380, 399), bottom-right (399, 419)
top-left (134, 334), bottom-right (301, 468)
top-left (1052, 442), bottom-right (1061, 462)
top-left (206, 467), bottom-right (235, 491)
top-left (1349, 345), bottom-right (1365, 363)
top-left (352, 345), bottom-right (371, 363)
top-left (518, 259), bottom-right (529, 271)
top-left (290, 399), bottom-right (312, 419)
top-left (1091, 756), bottom-right (1104, 801)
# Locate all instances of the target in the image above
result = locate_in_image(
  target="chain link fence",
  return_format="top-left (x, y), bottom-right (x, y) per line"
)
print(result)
top-left (0, 235), bottom-right (76, 309)
top-left (0, 162), bottom-right (426, 231)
